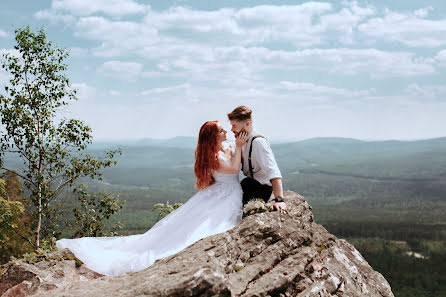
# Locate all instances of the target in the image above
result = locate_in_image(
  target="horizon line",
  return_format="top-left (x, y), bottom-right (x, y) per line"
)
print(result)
top-left (92, 135), bottom-right (446, 144)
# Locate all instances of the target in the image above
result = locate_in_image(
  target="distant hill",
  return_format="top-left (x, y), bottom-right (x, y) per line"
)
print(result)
top-left (3, 136), bottom-right (446, 205)
top-left (3, 136), bottom-right (445, 243)
top-left (90, 136), bottom-right (197, 150)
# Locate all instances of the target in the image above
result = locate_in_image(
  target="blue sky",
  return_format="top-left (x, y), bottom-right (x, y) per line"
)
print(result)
top-left (1, 0), bottom-right (446, 141)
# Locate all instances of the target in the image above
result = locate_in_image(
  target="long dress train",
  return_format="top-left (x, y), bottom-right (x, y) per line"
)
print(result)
top-left (56, 150), bottom-right (243, 276)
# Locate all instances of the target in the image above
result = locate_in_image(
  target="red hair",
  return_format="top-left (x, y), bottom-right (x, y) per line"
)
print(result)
top-left (194, 121), bottom-right (220, 189)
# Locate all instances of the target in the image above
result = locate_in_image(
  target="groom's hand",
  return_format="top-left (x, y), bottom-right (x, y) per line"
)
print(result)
top-left (270, 202), bottom-right (287, 212)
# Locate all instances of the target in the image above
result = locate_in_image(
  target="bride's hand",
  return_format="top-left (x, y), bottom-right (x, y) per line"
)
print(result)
top-left (235, 132), bottom-right (248, 147)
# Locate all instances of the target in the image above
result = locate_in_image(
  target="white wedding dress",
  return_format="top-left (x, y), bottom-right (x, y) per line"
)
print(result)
top-left (56, 149), bottom-right (243, 276)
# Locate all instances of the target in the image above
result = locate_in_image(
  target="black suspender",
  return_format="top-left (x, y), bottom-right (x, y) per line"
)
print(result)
top-left (241, 135), bottom-right (265, 178)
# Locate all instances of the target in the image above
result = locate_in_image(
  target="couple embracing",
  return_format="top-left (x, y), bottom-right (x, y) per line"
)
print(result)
top-left (56, 106), bottom-right (286, 276)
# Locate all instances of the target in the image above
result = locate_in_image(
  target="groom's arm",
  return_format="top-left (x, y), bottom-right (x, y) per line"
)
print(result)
top-left (271, 178), bottom-right (286, 211)
top-left (252, 138), bottom-right (286, 210)
top-left (271, 178), bottom-right (284, 199)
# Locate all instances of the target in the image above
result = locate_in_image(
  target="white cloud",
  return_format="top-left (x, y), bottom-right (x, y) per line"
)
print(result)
top-left (279, 81), bottom-right (372, 99)
top-left (58, 78), bottom-right (446, 141)
top-left (140, 83), bottom-right (191, 96)
top-left (138, 80), bottom-right (374, 108)
top-left (24, 2), bottom-right (446, 140)
top-left (140, 83), bottom-right (202, 104)
top-left (59, 4), bottom-right (435, 79)
top-left (34, 9), bottom-right (76, 25)
top-left (97, 61), bottom-right (143, 80)
top-left (358, 7), bottom-right (446, 47)
top-left (40, 2), bottom-right (377, 50)
top-left (0, 49), bottom-right (20, 58)
top-left (50, 0), bottom-right (148, 16)
top-left (66, 82), bottom-right (446, 140)
top-left (317, 1), bottom-right (375, 44)
top-left (74, 16), bottom-right (159, 57)
top-left (405, 83), bottom-right (446, 100)
top-left (0, 68), bottom-right (10, 87)
top-left (233, 3), bottom-right (334, 46)
top-left (72, 83), bottom-right (99, 101)
top-left (141, 2), bottom-right (374, 47)
top-left (435, 50), bottom-right (446, 66)
top-left (144, 46), bottom-right (435, 80)
top-left (414, 6), bottom-right (433, 18)
top-left (108, 90), bottom-right (121, 96)
top-left (146, 6), bottom-right (237, 32)
top-left (69, 47), bottom-right (89, 57)
top-left (0, 30), bottom-right (7, 38)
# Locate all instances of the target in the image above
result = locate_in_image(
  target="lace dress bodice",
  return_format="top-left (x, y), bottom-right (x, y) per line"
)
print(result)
top-left (214, 150), bottom-right (239, 184)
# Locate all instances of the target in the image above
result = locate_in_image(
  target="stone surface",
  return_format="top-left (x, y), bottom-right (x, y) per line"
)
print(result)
top-left (0, 249), bottom-right (103, 297)
top-left (1, 191), bottom-right (394, 297)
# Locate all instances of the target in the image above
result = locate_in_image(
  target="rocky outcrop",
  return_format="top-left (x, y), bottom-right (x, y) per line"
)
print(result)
top-left (1, 191), bottom-right (394, 296)
top-left (0, 249), bottom-right (102, 297)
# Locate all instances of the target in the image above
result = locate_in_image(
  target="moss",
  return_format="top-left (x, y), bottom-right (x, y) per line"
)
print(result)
top-left (64, 253), bottom-right (83, 267)
top-left (290, 248), bottom-right (300, 255)
top-left (23, 252), bottom-right (37, 264)
top-left (233, 265), bottom-right (244, 272)
top-left (318, 244), bottom-right (326, 254)
top-left (303, 240), bottom-right (313, 247)
top-left (74, 258), bottom-right (83, 267)
top-left (47, 256), bottom-right (63, 261)
top-left (64, 253), bottom-right (76, 261)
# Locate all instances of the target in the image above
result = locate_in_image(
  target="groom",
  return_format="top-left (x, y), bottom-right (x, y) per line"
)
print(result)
top-left (227, 106), bottom-right (287, 211)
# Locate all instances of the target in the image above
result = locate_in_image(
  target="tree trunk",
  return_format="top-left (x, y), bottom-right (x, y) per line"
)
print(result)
top-left (35, 184), bottom-right (42, 250)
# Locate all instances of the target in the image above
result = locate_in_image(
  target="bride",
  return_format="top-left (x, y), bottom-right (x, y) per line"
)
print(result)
top-left (56, 121), bottom-right (248, 276)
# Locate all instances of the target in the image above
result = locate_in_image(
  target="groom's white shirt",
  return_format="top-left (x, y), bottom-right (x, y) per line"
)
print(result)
top-left (241, 129), bottom-right (282, 186)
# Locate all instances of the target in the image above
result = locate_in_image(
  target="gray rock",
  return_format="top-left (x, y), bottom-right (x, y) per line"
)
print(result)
top-left (0, 248), bottom-right (102, 297)
top-left (1, 191), bottom-right (394, 297)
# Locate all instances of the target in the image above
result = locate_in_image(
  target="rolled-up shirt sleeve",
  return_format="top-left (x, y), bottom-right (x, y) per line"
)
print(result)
top-left (253, 138), bottom-right (282, 183)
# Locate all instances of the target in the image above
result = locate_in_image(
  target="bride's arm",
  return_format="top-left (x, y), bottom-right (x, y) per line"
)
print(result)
top-left (216, 132), bottom-right (247, 174)
top-left (217, 146), bottom-right (242, 174)
top-left (229, 143), bottom-right (237, 162)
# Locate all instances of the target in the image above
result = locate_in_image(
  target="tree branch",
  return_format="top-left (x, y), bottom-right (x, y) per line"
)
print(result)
top-left (12, 137), bottom-right (33, 165)
top-left (54, 175), bottom-right (77, 194)
top-left (0, 167), bottom-right (33, 183)
top-left (12, 227), bottom-right (35, 250)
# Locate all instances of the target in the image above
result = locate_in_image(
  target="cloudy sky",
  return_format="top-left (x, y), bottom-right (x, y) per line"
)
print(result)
top-left (1, 0), bottom-right (446, 141)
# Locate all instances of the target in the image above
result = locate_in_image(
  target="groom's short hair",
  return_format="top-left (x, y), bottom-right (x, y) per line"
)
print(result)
top-left (227, 106), bottom-right (252, 121)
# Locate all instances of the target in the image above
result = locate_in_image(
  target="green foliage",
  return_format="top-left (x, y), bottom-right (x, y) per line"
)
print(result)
top-left (0, 172), bottom-right (32, 264)
top-left (0, 25), bottom-right (122, 250)
top-left (72, 184), bottom-right (125, 238)
top-left (317, 244), bottom-right (326, 254)
top-left (0, 179), bottom-right (24, 243)
top-left (37, 237), bottom-right (58, 254)
top-left (233, 264), bottom-right (244, 272)
top-left (151, 201), bottom-right (183, 222)
top-left (350, 238), bottom-right (446, 297)
top-left (22, 252), bottom-right (37, 264)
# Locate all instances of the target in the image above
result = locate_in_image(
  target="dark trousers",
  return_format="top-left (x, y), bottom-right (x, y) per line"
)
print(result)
top-left (241, 177), bottom-right (273, 205)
